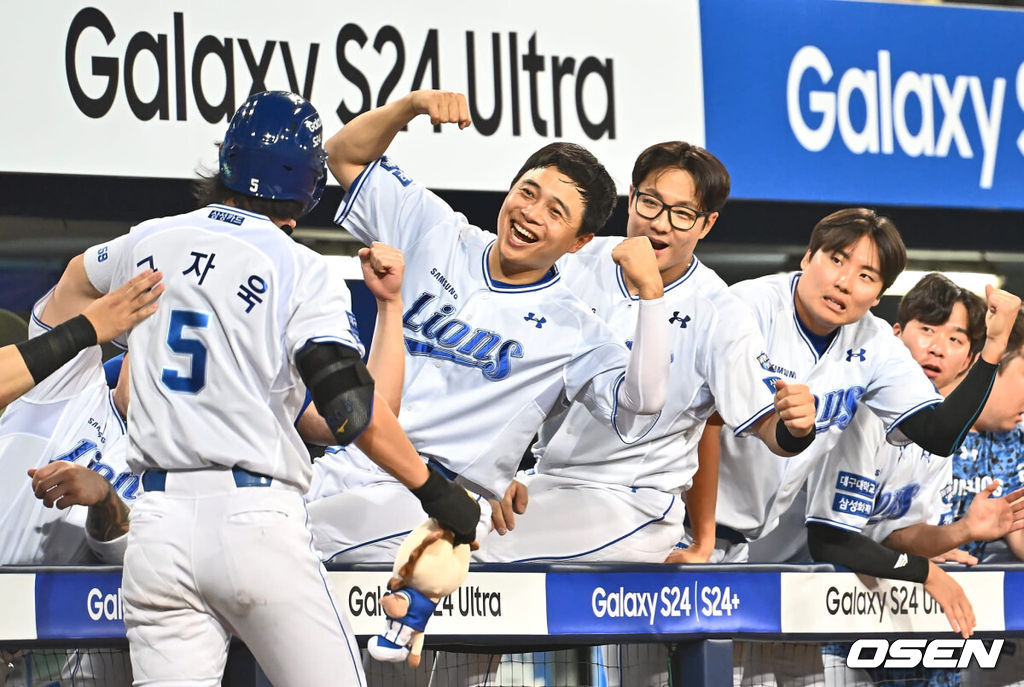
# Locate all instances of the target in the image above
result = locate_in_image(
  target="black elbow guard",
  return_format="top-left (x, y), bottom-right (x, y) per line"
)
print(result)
top-left (296, 342), bottom-right (374, 446)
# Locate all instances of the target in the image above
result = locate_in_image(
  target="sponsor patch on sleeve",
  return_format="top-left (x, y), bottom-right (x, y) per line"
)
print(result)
top-left (832, 493), bottom-right (874, 518)
top-left (835, 471), bottom-right (877, 498)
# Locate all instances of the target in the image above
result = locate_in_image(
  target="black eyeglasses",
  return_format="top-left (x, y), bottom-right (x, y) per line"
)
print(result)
top-left (633, 191), bottom-right (710, 231)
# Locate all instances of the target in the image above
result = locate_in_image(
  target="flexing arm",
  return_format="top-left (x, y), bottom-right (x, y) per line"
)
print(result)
top-left (611, 237), bottom-right (668, 420)
top-left (296, 244), bottom-right (406, 444)
top-left (2, 270), bottom-right (163, 407)
top-left (882, 481), bottom-right (1024, 558)
top-left (361, 243), bottom-right (405, 415)
top-left (325, 91), bottom-right (471, 190)
top-left (753, 379), bottom-right (817, 456)
top-left (896, 286), bottom-right (1021, 456)
top-left (807, 522), bottom-right (975, 637)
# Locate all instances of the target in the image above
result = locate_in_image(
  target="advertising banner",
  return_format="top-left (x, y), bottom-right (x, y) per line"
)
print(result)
top-left (1, 1), bottom-right (704, 195)
top-left (700, 0), bottom-right (1024, 209)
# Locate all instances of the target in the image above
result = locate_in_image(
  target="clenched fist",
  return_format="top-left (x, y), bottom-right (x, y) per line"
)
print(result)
top-left (612, 237), bottom-right (663, 300)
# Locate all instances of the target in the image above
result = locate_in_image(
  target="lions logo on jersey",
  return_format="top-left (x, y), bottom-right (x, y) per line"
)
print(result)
top-left (402, 293), bottom-right (523, 381)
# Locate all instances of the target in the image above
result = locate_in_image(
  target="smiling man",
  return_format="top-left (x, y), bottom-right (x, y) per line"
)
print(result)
top-left (311, 90), bottom-right (672, 564)
top-left (477, 141), bottom-right (817, 566)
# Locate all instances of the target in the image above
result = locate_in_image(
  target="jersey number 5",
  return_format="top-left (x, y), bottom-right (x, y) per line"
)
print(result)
top-left (162, 309), bottom-right (210, 394)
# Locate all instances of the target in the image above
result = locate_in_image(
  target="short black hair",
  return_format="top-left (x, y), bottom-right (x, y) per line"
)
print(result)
top-left (631, 141), bottom-right (730, 213)
top-left (897, 273), bottom-right (987, 356)
top-left (807, 208), bottom-right (906, 292)
top-left (510, 142), bottom-right (616, 236)
top-left (193, 168), bottom-right (305, 222)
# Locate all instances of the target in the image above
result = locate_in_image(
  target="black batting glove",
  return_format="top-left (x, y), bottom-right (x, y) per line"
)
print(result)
top-left (410, 466), bottom-right (480, 546)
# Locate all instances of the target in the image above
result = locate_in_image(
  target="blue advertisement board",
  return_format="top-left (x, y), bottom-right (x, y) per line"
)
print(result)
top-left (545, 571), bottom-right (780, 635)
top-left (700, 0), bottom-right (1024, 209)
top-left (34, 572), bottom-right (125, 640)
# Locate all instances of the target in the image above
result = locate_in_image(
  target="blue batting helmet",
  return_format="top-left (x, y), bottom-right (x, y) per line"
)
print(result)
top-left (219, 91), bottom-right (328, 216)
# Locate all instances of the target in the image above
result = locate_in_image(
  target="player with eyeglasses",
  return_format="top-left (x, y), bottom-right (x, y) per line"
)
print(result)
top-left (480, 141), bottom-right (817, 568)
top-left (632, 190), bottom-right (713, 232)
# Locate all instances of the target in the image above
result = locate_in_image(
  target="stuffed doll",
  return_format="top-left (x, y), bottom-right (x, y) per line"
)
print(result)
top-left (367, 519), bottom-right (475, 667)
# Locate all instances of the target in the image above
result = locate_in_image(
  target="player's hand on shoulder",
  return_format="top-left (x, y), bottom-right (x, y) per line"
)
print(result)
top-left (612, 237), bottom-right (663, 300)
top-left (28, 462), bottom-right (112, 509)
top-left (359, 243), bottom-right (405, 304)
top-left (772, 378), bottom-right (815, 438)
top-left (409, 91), bottom-right (471, 129)
top-left (82, 269), bottom-right (164, 343)
top-left (983, 284), bottom-right (1022, 347)
top-left (490, 480), bottom-right (529, 536)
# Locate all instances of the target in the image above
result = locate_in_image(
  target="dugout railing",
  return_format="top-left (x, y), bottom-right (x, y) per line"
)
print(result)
top-left (2, 562), bottom-right (1023, 686)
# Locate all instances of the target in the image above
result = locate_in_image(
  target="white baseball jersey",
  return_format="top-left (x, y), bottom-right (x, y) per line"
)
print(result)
top-left (532, 237), bottom-right (777, 493)
top-left (805, 408), bottom-right (952, 543)
top-left (0, 291), bottom-right (138, 565)
top-left (83, 203), bottom-right (362, 492)
top-left (333, 156), bottom-right (634, 498)
top-left (717, 272), bottom-right (943, 541)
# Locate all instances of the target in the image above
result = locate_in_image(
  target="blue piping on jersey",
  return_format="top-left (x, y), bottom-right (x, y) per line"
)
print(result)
top-left (324, 529), bottom-right (413, 564)
top-left (789, 274), bottom-right (841, 363)
top-left (732, 403), bottom-right (776, 437)
top-left (303, 503), bottom-right (365, 687)
top-left (885, 398), bottom-right (944, 439)
top-left (107, 391), bottom-right (127, 433)
top-left (805, 516), bottom-right (866, 533)
top-left (616, 255), bottom-right (700, 301)
top-left (335, 158), bottom-right (381, 226)
top-left (31, 311), bottom-right (52, 331)
top-left (481, 242), bottom-right (561, 293)
top-left (610, 372), bottom-right (662, 446)
top-left (508, 495), bottom-right (677, 563)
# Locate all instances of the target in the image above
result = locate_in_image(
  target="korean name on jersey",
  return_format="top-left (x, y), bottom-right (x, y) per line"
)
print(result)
top-left (83, 204), bottom-right (363, 492)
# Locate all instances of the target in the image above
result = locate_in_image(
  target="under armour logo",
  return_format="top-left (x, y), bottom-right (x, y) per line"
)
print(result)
top-left (846, 348), bottom-right (867, 362)
top-left (669, 311), bottom-right (691, 328)
top-left (524, 312), bottom-right (546, 329)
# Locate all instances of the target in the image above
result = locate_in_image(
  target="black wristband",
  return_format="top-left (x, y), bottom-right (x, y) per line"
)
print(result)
top-left (904, 554), bottom-right (931, 584)
top-left (411, 465), bottom-right (480, 546)
top-left (410, 465), bottom-right (449, 503)
top-left (15, 315), bottom-right (98, 384)
top-left (775, 418), bottom-right (814, 453)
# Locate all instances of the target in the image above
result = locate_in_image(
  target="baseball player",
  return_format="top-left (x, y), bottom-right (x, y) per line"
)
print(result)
top-left (477, 141), bottom-right (816, 565)
top-left (307, 90), bottom-right (672, 563)
top-left (702, 209), bottom-right (1020, 565)
top-left (55, 91), bottom-right (479, 687)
